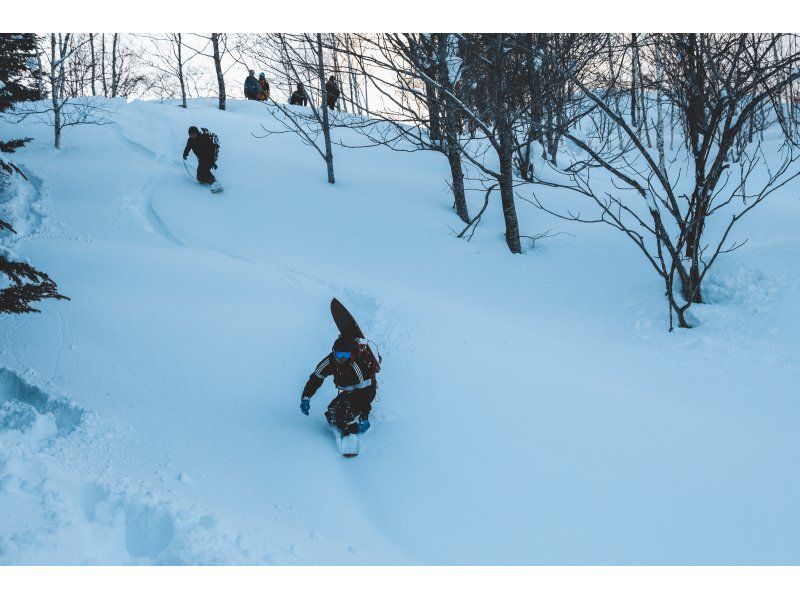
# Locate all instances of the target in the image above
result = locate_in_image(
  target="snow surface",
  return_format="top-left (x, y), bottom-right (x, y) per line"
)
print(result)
top-left (0, 98), bottom-right (798, 564)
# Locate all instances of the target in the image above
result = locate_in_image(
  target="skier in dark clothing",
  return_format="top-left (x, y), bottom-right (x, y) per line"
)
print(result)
top-left (182, 126), bottom-right (217, 185)
top-left (325, 76), bottom-right (339, 110)
top-left (301, 336), bottom-right (376, 436)
top-left (244, 69), bottom-right (260, 100)
top-left (289, 83), bottom-right (308, 106)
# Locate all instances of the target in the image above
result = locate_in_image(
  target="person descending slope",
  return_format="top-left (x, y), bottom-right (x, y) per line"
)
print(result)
top-left (301, 336), bottom-right (377, 455)
top-left (244, 69), bottom-right (260, 100)
top-left (258, 72), bottom-right (270, 101)
top-left (182, 126), bottom-right (222, 193)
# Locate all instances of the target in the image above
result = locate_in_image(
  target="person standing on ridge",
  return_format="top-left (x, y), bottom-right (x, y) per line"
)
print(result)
top-left (182, 126), bottom-right (220, 191)
top-left (325, 75), bottom-right (340, 110)
top-left (258, 72), bottom-right (270, 101)
top-left (244, 69), bottom-right (260, 100)
top-left (300, 336), bottom-right (377, 438)
top-left (289, 83), bottom-right (308, 106)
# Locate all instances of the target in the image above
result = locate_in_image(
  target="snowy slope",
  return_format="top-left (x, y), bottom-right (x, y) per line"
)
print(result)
top-left (0, 98), bottom-right (798, 564)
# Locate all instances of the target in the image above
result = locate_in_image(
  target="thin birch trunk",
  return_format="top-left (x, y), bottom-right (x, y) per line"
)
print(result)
top-left (176, 33), bottom-right (187, 108)
top-left (316, 34), bottom-right (335, 184)
top-left (111, 33), bottom-right (118, 98)
top-left (630, 33), bottom-right (637, 128)
top-left (655, 34), bottom-right (665, 174)
top-left (36, 50), bottom-right (45, 98)
top-left (101, 34), bottom-right (107, 97)
top-left (211, 33), bottom-right (226, 110)
top-left (436, 33), bottom-right (468, 223)
top-left (89, 33), bottom-right (96, 96)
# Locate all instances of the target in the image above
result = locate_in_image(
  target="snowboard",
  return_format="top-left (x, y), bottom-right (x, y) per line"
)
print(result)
top-left (330, 298), bottom-right (380, 369)
top-left (332, 426), bottom-right (360, 457)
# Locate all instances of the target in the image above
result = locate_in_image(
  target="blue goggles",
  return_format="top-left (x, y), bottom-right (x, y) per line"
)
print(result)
top-left (334, 350), bottom-right (352, 361)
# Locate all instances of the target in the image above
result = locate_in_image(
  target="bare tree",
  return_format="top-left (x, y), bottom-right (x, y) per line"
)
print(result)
top-left (182, 33), bottom-right (233, 110)
top-left (140, 33), bottom-right (199, 108)
top-left (530, 33), bottom-right (800, 329)
top-left (11, 34), bottom-right (109, 149)
top-left (246, 34), bottom-right (339, 183)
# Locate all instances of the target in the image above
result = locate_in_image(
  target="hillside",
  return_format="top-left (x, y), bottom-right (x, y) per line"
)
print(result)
top-left (0, 98), bottom-right (798, 564)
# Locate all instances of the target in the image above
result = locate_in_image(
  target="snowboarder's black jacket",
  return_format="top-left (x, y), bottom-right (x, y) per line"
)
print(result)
top-left (183, 132), bottom-right (216, 164)
top-left (303, 353), bottom-right (376, 399)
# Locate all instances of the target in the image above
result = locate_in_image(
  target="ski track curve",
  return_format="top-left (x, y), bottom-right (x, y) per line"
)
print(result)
top-left (107, 113), bottom-right (414, 561)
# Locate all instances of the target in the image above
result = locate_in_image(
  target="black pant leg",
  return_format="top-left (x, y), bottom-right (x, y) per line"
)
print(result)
top-left (325, 395), bottom-right (342, 425)
top-left (196, 159), bottom-right (216, 184)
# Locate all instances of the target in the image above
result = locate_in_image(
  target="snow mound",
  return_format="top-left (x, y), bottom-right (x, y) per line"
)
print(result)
top-left (0, 368), bottom-right (260, 564)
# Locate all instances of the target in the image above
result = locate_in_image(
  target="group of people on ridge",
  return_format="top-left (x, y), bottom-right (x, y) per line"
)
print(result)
top-left (182, 71), bottom-right (345, 189)
top-left (244, 70), bottom-right (270, 101)
top-left (246, 69), bottom-right (341, 111)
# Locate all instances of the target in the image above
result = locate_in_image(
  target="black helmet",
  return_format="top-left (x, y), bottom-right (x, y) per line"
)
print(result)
top-left (188, 126), bottom-right (200, 136)
top-left (332, 336), bottom-right (357, 364)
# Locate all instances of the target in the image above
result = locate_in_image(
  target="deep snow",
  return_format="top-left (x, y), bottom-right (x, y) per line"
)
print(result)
top-left (0, 98), bottom-right (798, 564)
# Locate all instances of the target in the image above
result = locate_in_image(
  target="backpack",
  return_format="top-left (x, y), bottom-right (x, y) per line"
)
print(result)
top-left (355, 339), bottom-right (382, 381)
top-left (201, 128), bottom-right (220, 164)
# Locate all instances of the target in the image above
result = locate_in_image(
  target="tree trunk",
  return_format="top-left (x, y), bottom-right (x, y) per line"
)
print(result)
top-left (347, 45), bottom-right (360, 114)
top-left (101, 34), bottom-right (107, 97)
top-left (363, 69), bottom-right (370, 116)
top-left (50, 34), bottom-right (67, 150)
top-left (316, 34), bottom-right (335, 184)
top-left (89, 33), bottom-right (96, 96)
top-left (493, 35), bottom-right (521, 254)
top-left (630, 33), bottom-right (637, 127)
top-left (36, 51), bottom-right (45, 98)
top-left (436, 33), bottom-right (469, 223)
top-left (655, 34), bottom-right (665, 174)
top-left (498, 130), bottom-right (522, 254)
top-left (331, 36), bottom-right (345, 112)
top-left (111, 33), bottom-right (118, 98)
top-left (425, 80), bottom-right (441, 144)
top-left (176, 34), bottom-right (187, 108)
top-left (211, 33), bottom-right (226, 111)
top-left (635, 34), bottom-right (651, 145)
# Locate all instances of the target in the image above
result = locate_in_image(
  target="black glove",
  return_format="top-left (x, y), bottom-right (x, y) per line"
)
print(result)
top-left (300, 397), bottom-right (310, 416)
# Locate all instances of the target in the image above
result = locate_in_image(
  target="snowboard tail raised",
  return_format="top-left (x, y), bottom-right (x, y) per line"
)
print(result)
top-left (331, 298), bottom-right (365, 339)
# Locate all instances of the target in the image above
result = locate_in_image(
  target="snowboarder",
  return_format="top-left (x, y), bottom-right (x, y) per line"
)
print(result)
top-left (325, 76), bottom-right (339, 110)
top-left (244, 70), bottom-right (260, 100)
top-left (289, 83), bottom-right (308, 106)
top-left (258, 72), bottom-right (270, 101)
top-left (300, 336), bottom-right (376, 438)
top-left (182, 126), bottom-right (220, 191)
